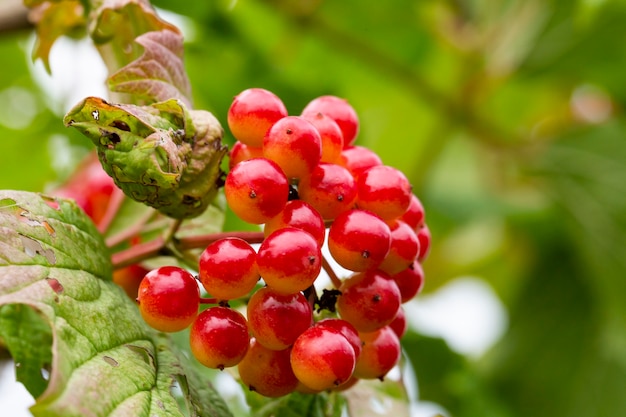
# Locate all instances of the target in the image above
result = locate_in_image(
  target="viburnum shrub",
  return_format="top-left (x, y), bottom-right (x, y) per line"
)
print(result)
top-left (0, 1), bottom-right (430, 416)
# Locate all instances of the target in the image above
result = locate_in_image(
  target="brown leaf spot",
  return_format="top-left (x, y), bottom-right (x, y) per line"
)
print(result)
top-left (110, 120), bottom-right (131, 132)
top-left (103, 356), bottom-right (119, 367)
top-left (46, 277), bottom-right (64, 294)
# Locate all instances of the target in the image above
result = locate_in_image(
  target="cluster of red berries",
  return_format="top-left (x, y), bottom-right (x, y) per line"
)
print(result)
top-left (136, 88), bottom-right (431, 397)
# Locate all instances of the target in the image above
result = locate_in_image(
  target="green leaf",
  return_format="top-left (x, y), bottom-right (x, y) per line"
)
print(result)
top-left (108, 30), bottom-right (193, 107)
top-left (0, 190), bottom-right (232, 417)
top-left (64, 97), bottom-right (227, 219)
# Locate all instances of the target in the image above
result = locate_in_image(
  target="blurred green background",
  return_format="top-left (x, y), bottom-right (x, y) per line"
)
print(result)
top-left (1, 0), bottom-right (626, 416)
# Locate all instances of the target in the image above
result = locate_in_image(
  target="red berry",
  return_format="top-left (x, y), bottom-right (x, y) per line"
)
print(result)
top-left (391, 260), bottom-right (425, 303)
top-left (337, 269), bottom-right (401, 333)
top-left (189, 306), bottom-right (249, 370)
top-left (298, 163), bottom-right (357, 221)
top-left (290, 326), bottom-right (356, 391)
top-left (227, 88), bottom-right (288, 148)
top-left (315, 318), bottom-right (362, 359)
top-left (228, 141), bottom-right (264, 170)
top-left (137, 266), bottom-right (200, 332)
top-left (247, 287), bottom-right (312, 350)
top-left (264, 200), bottom-right (326, 247)
top-left (401, 194), bottom-right (426, 230)
top-left (238, 339), bottom-right (299, 397)
top-left (225, 158), bottom-right (289, 224)
top-left (257, 228), bottom-right (322, 294)
top-left (328, 209), bottom-right (391, 272)
top-left (301, 111), bottom-right (344, 164)
top-left (356, 165), bottom-right (412, 221)
top-left (417, 224), bottom-right (432, 261)
top-left (339, 145), bottom-right (382, 179)
top-left (263, 116), bottom-right (322, 180)
top-left (302, 95), bottom-right (359, 147)
top-left (378, 220), bottom-right (420, 275)
top-left (388, 306), bottom-right (408, 339)
top-left (198, 238), bottom-right (259, 301)
top-left (354, 326), bottom-right (402, 380)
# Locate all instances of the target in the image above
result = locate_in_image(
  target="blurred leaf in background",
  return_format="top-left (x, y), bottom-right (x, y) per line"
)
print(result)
top-left (1, 0), bottom-right (626, 416)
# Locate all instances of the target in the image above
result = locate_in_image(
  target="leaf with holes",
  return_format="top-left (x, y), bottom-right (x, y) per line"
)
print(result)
top-left (0, 190), bottom-right (232, 417)
top-left (64, 97), bottom-right (227, 219)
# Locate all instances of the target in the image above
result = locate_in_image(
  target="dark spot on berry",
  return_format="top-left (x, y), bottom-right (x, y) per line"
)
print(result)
top-left (333, 379), bottom-right (342, 386)
top-left (217, 364), bottom-right (225, 371)
top-left (362, 250), bottom-right (370, 259)
top-left (337, 194), bottom-right (344, 202)
top-left (378, 376), bottom-right (385, 382)
top-left (308, 256), bottom-right (316, 265)
top-left (249, 385), bottom-right (257, 392)
top-left (372, 294), bottom-right (381, 303)
top-left (249, 190), bottom-right (257, 198)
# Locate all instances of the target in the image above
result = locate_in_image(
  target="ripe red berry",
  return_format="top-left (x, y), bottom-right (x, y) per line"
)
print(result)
top-left (301, 111), bottom-right (344, 163)
top-left (257, 227), bottom-right (322, 294)
top-left (228, 141), bottom-right (264, 170)
top-left (137, 266), bottom-right (200, 332)
top-left (401, 194), bottom-right (426, 230)
top-left (388, 306), bottom-right (408, 339)
top-left (356, 165), bottom-right (412, 221)
top-left (189, 306), bottom-right (250, 370)
top-left (328, 209), bottom-right (391, 272)
top-left (301, 95), bottom-right (359, 147)
top-left (225, 158), bottom-right (289, 224)
top-left (354, 326), bottom-right (402, 380)
top-left (238, 339), bottom-right (299, 397)
top-left (263, 116), bottom-right (322, 180)
top-left (378, 220), bottom-right (420, 276)
top-left (315, 318), bottom-right (362, 359)
top-left (227, 88), bottom-right (288, 148)
top-left (391, 259), bottom-right (425, 303)
top-left (417, 224), bottom-right (432, 261)
top-left (264, 200), bottom-right (326, 247)
top-left (298, 163), bottom-right (357, 221)
top-left (247, 287), bottom-right (312, 350)
top-left (337, 269), bottom-right (401, 333)
top-left (290, 326), bottom-right (356, 391)
top-left (339, 145), bottom-right (382, 179)
top-left (198, 238), bottom-right (259, 301)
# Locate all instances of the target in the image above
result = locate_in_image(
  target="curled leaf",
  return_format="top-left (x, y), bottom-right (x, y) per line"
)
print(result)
top-left (64, 97), bottom-right (227, 219)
